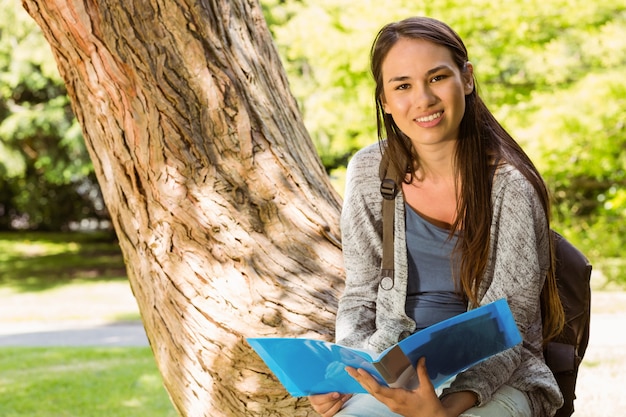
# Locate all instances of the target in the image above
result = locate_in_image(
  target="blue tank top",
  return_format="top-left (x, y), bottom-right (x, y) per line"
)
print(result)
top-left (404, 203), bottom-right (466, 331)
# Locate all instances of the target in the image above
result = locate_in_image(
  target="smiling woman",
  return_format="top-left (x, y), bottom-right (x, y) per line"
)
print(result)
top-left (380, 38), bottom-right (473, 156)
top-left (309, 16), bottom-right (566, 417)
top-left (378, 37), bottom-right (474, 229)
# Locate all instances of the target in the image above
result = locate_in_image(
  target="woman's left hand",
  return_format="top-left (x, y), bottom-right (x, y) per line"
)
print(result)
top-left (345, 357), bottom-right (447, 417)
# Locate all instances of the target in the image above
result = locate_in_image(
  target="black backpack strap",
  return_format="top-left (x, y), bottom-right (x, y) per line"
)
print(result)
top-left (380, 152), bottom-right (398, 290)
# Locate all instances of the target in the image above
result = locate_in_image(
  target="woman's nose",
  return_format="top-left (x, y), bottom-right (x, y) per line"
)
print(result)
top-left (412, 84), bottom-right (437, 109)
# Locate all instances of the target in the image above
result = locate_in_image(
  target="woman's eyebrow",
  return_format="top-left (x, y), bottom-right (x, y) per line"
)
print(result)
top-left (387, 65), bottom-right (453, 83)
top-left (387, 75), bottom-right (410, 83)
top-left (425, 64), bottom-right (452, 76)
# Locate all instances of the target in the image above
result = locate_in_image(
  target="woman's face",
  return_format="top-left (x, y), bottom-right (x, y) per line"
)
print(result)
top-left (381, 37), bottom-right (473, 151)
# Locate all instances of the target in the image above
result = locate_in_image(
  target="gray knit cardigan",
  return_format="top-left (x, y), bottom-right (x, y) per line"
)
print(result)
top-left (336, 143), bottom-right (563, 417)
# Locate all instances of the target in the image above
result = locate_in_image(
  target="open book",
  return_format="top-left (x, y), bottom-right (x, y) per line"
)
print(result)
top-left (247, 298), bottom-right (521, 397)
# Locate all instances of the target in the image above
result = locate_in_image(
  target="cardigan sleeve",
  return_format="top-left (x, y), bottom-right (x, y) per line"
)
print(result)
top-left (335, 144), bottom-right (384, 349)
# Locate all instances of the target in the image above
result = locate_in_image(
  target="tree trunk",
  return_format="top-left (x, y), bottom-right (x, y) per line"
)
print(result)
top-left (22, 0), bottom-right (344, 415)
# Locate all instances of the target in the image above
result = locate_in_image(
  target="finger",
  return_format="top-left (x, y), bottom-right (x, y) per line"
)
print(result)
top-left (323, 394), bottom-right (351, 416)
top-left (416, 357), bottom-right (434, 391)
top-left (308, 392), bottom-right (339, 406)
top-left (346, 367), bottom-right (387, 395)
top-left (308, 392), bottom-right (339, 413)
top-left (308, 392), bottom-right (351, 416)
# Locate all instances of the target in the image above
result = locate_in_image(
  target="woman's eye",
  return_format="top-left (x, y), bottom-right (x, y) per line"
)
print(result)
top-left (431, 75), bottom-right (446, 83)
top-left (396, 83), bottom-right (410, 90)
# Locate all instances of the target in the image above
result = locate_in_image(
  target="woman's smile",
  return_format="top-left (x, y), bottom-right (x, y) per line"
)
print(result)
top-left (415, 111), bottom-right (443, 126)
top-left (381, 37), bottom-right (473, 150)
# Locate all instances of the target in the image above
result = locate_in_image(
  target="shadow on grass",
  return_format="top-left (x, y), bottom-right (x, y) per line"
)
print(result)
top-left (0, 231), bottom-right (128, 292)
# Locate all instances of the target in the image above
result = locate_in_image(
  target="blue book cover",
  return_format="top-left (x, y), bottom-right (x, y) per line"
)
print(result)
top-left (247, 298), bottom-right (521, 397)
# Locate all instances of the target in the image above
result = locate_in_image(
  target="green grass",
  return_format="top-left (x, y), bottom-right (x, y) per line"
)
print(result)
top-left (0, 231), bottom-right (126, 292)
top-left (0, 232), bottom-right (139, 322)
top-left (0, 347), bottom-right (178, 417)
top-left (0, 232), bottom-right (176, 416)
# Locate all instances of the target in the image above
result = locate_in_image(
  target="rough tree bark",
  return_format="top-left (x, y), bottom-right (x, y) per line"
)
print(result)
top-left (22, 0), bottom-right (344, 415)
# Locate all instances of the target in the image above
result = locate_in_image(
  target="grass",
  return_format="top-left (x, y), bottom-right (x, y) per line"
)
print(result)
top-left (7, 232), bottom-right (620, 417)
top-left (0, 347), bottom-right (178, 417)
top-left (0, 232), bottom-right (140, 323)
top-left (0, 231), bottom-right (126, 292)
top-left (0, 232), bottom-right (177, 416)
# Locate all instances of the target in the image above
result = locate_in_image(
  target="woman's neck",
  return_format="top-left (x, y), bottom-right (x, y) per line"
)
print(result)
top-left (403, 140), bottom-right (460, 227)
top-left (411, 141), bottom-right (457, 182)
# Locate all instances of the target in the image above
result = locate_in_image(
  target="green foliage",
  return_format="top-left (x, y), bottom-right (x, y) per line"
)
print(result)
top-left (492, 4), bottom-right (626, 284)
top-left (0, 0), bottom-right (105, 230)
top-left (504, 69), bottom-right (626, 284)
top-left (0, 347), bottom-right (177, 417)
top-left (262, 0), bottom-right (626, 284)
top-left (262, 0), bottom-right (427, 169)
top-left (3, 1), bottom-right (624, 281)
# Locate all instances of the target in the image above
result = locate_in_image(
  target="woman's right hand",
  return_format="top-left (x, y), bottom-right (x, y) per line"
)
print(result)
top-left (308, 392), bottom-right (352, 416)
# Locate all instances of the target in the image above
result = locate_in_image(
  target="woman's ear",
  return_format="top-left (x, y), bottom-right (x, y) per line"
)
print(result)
top-left (463, 61), bottom-right (474, 95)
top-left (381, 95), bottom-right (391, 114)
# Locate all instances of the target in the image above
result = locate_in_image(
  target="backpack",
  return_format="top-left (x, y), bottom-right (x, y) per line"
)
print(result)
top-left (379, 155), bottom-right (591, 417)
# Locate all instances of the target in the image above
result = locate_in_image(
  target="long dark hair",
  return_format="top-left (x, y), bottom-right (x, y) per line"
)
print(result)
top-left (370, 16), bottom-right (563, 341)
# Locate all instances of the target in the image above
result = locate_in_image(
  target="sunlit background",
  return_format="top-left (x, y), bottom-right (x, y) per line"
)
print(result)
top-left (1, 0), bottom-right (624, 415)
